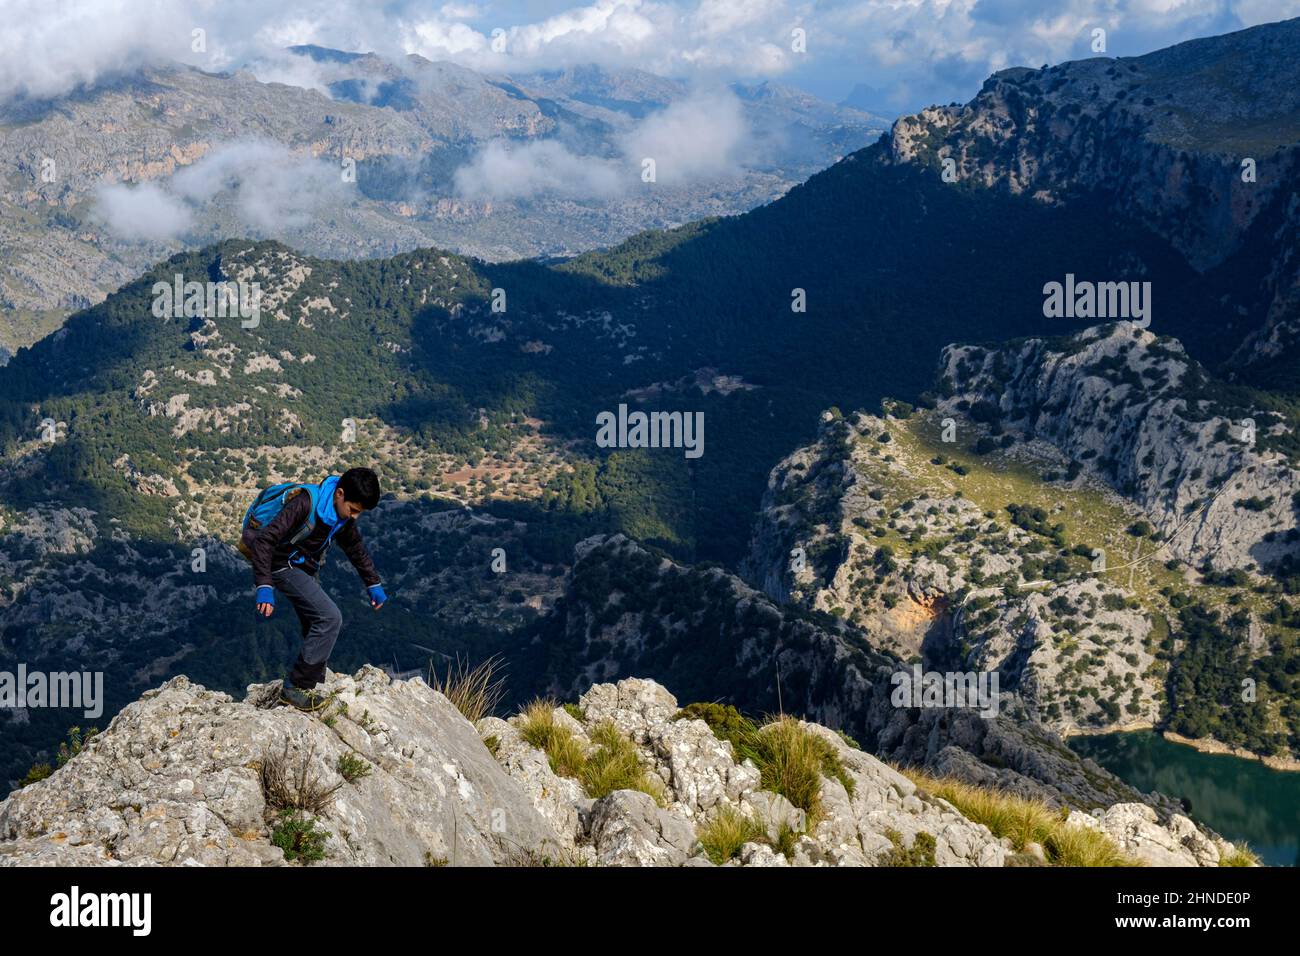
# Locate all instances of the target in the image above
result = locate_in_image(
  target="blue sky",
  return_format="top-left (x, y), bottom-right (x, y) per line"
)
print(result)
top-left (4, 0), bottom-right (1298, 113)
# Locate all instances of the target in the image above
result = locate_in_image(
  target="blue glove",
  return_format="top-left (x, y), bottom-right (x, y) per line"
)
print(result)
top-left (256, 585), bottom-right (275, 609)
top-left (367, 583), bottom-right (387, 608)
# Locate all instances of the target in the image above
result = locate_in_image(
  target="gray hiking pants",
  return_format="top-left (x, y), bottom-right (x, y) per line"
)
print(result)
top-left (273, 566), bottom-right (342, 689)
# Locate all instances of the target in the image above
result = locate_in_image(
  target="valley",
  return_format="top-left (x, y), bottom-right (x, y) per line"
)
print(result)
top-left (1, 14), bottom-right (1299, 872)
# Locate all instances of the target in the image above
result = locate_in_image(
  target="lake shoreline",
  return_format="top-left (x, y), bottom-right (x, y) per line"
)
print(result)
top-left (1063, 720), bottom-right (1154, 738)
top-left (1063, 723), bottom-right (1300, 772)
top-left (1069, 729), bottom-right (1300, 867)
top-left (1160, 731), bottom-right (1300, 773)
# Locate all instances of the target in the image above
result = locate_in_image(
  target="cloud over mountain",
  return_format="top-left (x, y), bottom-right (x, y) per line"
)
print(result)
top-left (93, 140), bottom-right (346, 241)
top-left (5, 0), bottom-right (1296, 111)
top-left (452, 87), bottom-right (750, 199)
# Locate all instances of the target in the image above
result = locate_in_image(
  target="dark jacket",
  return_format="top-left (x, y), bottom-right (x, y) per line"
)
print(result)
top-left (242, 490), bottom-right (380, 589)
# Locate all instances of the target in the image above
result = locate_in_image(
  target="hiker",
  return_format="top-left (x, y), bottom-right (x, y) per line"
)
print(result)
top-left (240, 468), bottom-right (387, 711)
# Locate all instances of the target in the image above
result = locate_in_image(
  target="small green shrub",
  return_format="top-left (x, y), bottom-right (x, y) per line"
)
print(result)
top-left (879, 828), bottom-right (937, 867)
top-left (271, 810), bottom-right (330, 863)
top-left (336, 752), bottom-right (372, 783)
top-left (19, 763), bottom-right (52, 787)
top-left (675, 702), bottom-right (760, 763)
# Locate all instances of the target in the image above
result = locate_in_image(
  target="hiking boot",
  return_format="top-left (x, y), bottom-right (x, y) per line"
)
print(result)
top-left (279, 682), bottom-right (328, 712)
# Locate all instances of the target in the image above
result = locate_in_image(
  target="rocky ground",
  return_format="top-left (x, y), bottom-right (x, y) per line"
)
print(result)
top-left (0, 667), bottom-right (1240, 867)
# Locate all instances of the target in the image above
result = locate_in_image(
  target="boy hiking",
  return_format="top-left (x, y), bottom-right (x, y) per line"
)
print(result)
top-left (240, 468), bottom-right (387, 711)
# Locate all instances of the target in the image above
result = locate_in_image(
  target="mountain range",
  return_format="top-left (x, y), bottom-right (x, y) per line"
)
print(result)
top-left (0, 17), bottom-right (1298, 837)
top-left (0, 49), bottom-right (886, 354)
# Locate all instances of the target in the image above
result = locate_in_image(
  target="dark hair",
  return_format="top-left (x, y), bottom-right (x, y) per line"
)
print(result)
top-left (339, 467), bottom-right (381, 510)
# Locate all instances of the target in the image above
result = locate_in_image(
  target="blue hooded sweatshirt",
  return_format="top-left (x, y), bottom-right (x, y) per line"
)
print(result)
top-left (316, 474), bottom-right (342, 529)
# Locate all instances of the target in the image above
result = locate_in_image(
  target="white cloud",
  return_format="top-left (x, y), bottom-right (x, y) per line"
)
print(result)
top-left (453, 139), bottom-right (624, 199)
top-left (402, 18), bottom-right (491, 58)
top-left (170, 141), bottom-right (344, 231)
top-left (440, 3), bottom-right (484, 18)
top-left (453, 87), bottom-right (751, 199)
top-left (0, 0), bottom-right (195, 101)
top-left (619, 89), bottom-right (748, 183)
top-left (692, 0), bottom-right (785, 36)
top-left (93, 181), bottom-right (194, 241)
top-left (3, 1), bottom-right (1299, 109)
top-left (243, 50), bottom-right (334, 94)
top-left (92, 140), bottom-right (345, 240)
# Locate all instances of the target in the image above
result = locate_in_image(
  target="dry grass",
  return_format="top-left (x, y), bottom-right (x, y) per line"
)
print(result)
top-left (749, 716), bottom-right (854, 824)
top-left (517, 698), bottom-right (587, 778)
top-left (516, 701), bottom-right (663, 803)
top-left (259, 738), bottom-right (343, 816)
top-left (428, 654), bottom-right (507, 723)
top-left (697, 805), bottom-right (769, 864)
top-left (1218, 843), bottom-right (1259, 867)
top-left (901, 768), bottom-right (1140, 867)
top-left (580, 721), bottom-right (666, 804)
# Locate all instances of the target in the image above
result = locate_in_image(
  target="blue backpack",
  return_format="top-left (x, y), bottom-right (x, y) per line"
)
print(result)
top-left (236, 482), bottom-right (321, 563)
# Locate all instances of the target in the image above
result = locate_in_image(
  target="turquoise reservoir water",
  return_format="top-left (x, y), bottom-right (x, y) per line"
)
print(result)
top-left (1069, 731), bottom-right (1300, 867)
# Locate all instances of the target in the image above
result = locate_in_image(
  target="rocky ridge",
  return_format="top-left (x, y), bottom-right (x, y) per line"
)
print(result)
top-left (541, 534), bottom-right (1189, 813)
top-left (0, 667), bottom-right (1236, 867)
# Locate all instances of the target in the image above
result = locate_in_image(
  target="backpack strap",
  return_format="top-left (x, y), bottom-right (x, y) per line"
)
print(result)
top-left (284, 485), bottom-right (320, 546)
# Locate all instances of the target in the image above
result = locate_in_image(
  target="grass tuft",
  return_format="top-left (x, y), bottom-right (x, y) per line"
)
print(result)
top-left (260, 738), bottom-right (343, 816)
top-left (580, 721), bottom-right (666, 804)
top-left (516, 701), bottom-right (663, 803)
top-left (1218, 843), bottom-right (1258, 867)
top-left (678, 704), bottom-right (857, 825)
top-left (879, 828), bottom-right (937, 866)
top-left (901, 768), bottom-right (1140, 867)
top-left (428, 654), bottom-right (507, 723)
top-left (518, 698), bottom-right (586, 777)
top-left (697, 805), bottom-right (768, 864)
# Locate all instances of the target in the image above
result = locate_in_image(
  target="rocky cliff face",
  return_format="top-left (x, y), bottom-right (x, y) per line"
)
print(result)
top-left (742, 407), bottom-right (1162, 739)
top-left (740, 325), bottom-right (1300, 760)
top-left (938, 322), bottom-right (1300, 570)
top-left (886, 18), bottom-right (1300, 373)
top-left (0, 667), bottom-right (1235, 867)
top-left (535, 533), bottom-right (893, 745)
top-left (538, 534), bottom-right (1197, 816)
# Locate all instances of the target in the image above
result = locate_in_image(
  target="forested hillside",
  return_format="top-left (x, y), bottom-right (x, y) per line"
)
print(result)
top-left (4, 20), bottom-right (1300, 794)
